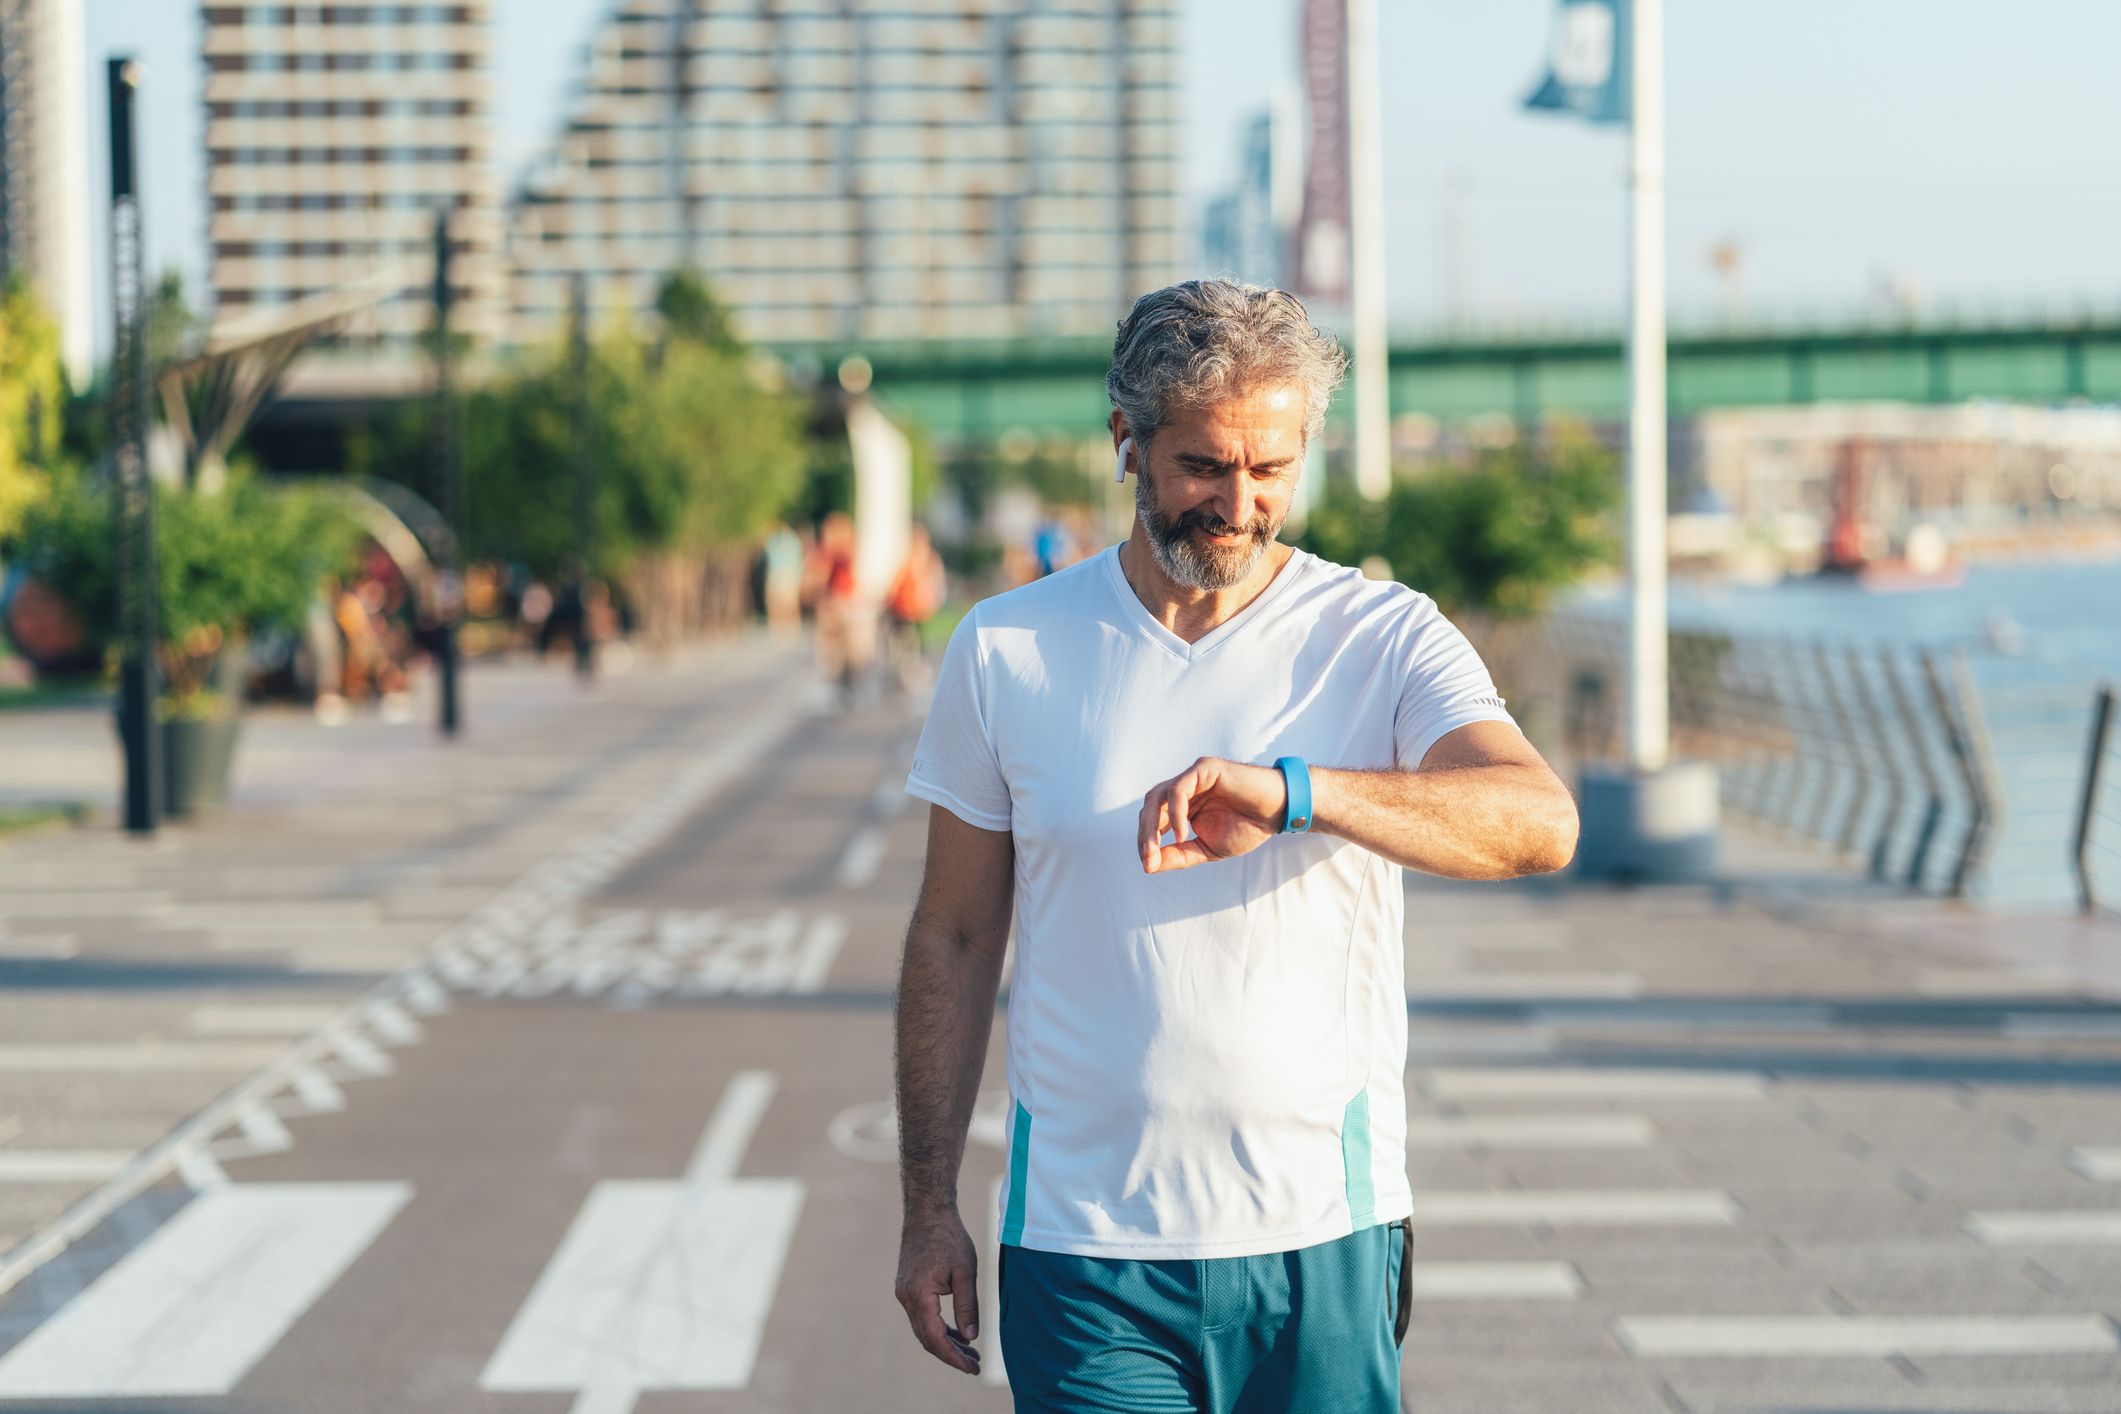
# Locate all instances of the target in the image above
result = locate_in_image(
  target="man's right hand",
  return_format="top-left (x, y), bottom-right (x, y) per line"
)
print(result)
top-left (894, 1207), bottom-right (983, 1376)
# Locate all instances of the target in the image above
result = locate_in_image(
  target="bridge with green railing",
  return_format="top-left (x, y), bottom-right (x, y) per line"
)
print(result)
top-left (798, 308), bottom-right (2121, 442)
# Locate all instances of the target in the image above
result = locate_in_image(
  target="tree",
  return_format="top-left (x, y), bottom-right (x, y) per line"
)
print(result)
top-left (1301, 430), bottom-right (1621, 619)
top-left (10, 465), bottom-right (359, 711)
top-left (0, 275), bottom-right (64, 540)
top-left (452, 275), bottom-right (809, 583)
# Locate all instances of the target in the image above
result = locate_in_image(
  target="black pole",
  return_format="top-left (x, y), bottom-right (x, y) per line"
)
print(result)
top-left (569, 272), bottom-right (595, 680)
top-left (428, 207), bottom-right (461, 736)
top-left (108, 58), bottom-right (159, 834)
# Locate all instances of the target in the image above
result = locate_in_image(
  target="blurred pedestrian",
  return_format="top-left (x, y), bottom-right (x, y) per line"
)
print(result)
top-left (808, 511), bottom-right (870, 703)
top-left (762, 522), bottom-right (805, 635)
top-left (883, 523), bottom-right (947, 692)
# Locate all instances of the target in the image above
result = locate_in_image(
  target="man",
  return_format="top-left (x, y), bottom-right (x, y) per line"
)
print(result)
top-left (893, 280), bottom-right (1580, 1412)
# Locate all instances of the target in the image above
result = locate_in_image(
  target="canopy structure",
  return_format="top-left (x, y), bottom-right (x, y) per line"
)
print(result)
top-left (155, 263), bottom-right (419, 491)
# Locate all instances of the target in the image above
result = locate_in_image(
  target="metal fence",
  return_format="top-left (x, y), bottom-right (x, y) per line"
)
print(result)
top-left (1542, 614), bottom-right (2120, 915)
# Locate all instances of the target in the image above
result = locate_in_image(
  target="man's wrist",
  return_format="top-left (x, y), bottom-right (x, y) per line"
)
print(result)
top-left (902, 1191), bottom-right (959, 1221)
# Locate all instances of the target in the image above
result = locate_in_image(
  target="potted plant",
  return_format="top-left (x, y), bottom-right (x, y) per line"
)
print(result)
top-left (8, 467), bottom-right (357, 816)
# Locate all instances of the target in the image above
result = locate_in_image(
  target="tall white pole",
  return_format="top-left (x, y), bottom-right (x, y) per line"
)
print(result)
top-left (1625, 0), bottom-right (1669, 771)
top-left (1345, 0), bottom-right (1389, 501)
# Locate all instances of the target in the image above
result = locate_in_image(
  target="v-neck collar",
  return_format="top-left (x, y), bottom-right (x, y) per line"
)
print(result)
top-left (1102, 542), bottom-right (1310, 663)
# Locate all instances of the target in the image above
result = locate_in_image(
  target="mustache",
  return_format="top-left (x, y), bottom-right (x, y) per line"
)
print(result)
top-left (1174, 508), bottom-right (1273, 539)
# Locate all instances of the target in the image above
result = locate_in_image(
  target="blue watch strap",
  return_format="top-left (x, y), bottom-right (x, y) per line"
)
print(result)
top-left (1276, 756), bottom-right (1312, 834)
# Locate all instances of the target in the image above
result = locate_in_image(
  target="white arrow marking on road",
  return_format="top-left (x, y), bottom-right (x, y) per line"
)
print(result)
top-left (0, 1182), bottom-right (410, 1397)
top-left (479, 1070), bottom-right (803, 1412)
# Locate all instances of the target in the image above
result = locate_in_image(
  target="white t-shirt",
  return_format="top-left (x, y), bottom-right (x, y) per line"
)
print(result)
top-left (905, 544), bottom-right (1514, 1260)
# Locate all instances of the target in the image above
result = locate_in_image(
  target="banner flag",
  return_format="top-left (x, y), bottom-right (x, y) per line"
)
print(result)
top-left (1524, 0), bottom-right (1630, 126)
top-left (1292, 0), bottom-right (1350, 304)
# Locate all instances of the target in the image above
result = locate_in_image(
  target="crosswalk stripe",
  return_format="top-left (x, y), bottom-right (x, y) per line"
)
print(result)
top-left (1421, 1068), bottom-right (1767, 1100)
top-left (1406, 1114), bottom-right (1655, 1148)
top-left (0, 1182), bottom-right (410, 1396)
top-left (1408, 1189), bottom-right (1739, 1225)
top-left (187, 1005), bottom-right (342, 1036)
top-left (1615, 1313), bottom-right (2120, 1357)
top-left (0, 1152), bottom-right (132, 1183)
top-left (0, 1043), bottom-right (285, 1071)
top-left (1966, 1210), bottom-right (2121, 1245)
top-left (479, 1072), bottom-right (804, 1411)
top-left (2066, 1147), bottom-right (2121, 1181)
top-left (1412, 1261), bottom-right (1583, 1300)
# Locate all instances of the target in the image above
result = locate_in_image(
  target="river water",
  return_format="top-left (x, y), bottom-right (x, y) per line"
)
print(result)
top-left (1568, 553), bottom-right (2121, 912)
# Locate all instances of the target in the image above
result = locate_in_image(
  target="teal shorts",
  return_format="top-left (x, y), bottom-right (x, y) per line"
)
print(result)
top-left (998, 1220), bottom-right (1409, 1413)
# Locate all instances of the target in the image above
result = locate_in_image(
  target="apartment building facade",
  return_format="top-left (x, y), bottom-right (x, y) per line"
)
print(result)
top-left (199, 1), bottom-right (501, 346)
top-left (0, 0), bottom-right (91, 383)
top-left (508, 0), bottom-right (1184, 347)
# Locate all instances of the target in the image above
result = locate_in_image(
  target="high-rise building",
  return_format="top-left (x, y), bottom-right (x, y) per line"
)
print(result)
top-left (0, 0), bottom-right (91, 384)
top-left (507, 0), bottom-right (1183, 347)
top-left (1200, 97), bottom-right (1299, 292)
top-left (199, 1), bottom-right (501, 346)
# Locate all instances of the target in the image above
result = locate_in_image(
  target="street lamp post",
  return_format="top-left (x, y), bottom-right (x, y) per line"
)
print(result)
top-left (107, 57), bottom-right (159, 834)
top-left (429, 207), bottom-right (462, 736)
top-left (570, 273), bottom-right (595, 680)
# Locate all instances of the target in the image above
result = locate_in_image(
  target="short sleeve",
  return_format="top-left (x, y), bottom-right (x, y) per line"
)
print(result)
top-left (1393, 600), bottom-right (1516, 768)
top-left (905, 609), bottom-right (1012, 831)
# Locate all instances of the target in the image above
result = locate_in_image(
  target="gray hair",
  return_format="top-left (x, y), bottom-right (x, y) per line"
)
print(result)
top-left (1106, 280), bottom-right (1348, 447)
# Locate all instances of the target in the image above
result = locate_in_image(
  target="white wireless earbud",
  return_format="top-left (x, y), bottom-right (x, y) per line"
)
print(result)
top-left (1114, 436), bottom-right (1133, 483)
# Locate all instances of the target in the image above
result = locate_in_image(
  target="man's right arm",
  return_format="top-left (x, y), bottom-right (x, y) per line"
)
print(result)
top-left (892, 803), bottom-right (1014, 1376)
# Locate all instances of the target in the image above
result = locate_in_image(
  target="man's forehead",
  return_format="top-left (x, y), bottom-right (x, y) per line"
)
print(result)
top-left (1159, 384), bottom-right (1307, 457)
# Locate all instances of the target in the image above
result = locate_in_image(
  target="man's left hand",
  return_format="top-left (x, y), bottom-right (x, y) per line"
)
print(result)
top-left (1137, 756), bottom-right (1286, 873)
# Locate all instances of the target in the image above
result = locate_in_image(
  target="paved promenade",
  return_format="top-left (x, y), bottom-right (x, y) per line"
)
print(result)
top-left (0, 636), bottom-right (2115, 1412)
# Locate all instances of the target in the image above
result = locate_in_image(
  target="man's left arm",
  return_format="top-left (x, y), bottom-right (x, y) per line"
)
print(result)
top-left (1310, 721), bottom-right (1578, 879)
top-left (1137, 722), bottom-right (1578, 881)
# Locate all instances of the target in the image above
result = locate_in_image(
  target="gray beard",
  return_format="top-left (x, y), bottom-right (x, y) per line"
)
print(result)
top-left (1134, 463), bottom-right (1279, 591)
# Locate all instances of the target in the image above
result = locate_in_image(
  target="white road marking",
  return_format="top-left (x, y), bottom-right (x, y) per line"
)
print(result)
top-left (837, 826), bottom-right (888, 889)
top-left (2066, 1147), bottom-right (2121, 1182)
top-left (0, 1152), bottom-right (132, 1183)
top-left (1408, 1189), bottom-right (1739, 1226)
top-left (789, 914), bottom-right (845, 991)
top-left (0, 891), bottom-right (170, 916)
top-left (287, 1064), bottom-right (345, 1114)
top-left (327, 1031), bottom-right (393, 1077)
top-left (363, 1000), bottom-right (422, 1046)
top-left (0, 1182), bottom-right (410, 1396)
top-left (1411, 1261), bottom-right (1583, 1300)
top-left (1966, 1210), bottom-right (2121, 1245)
top-left (0, 1043), bottom-right (284, 1071)
top-left (176, 1146), bottom-right (229, 1192)
top-left (686, 1071), bottom-right (776, 1183)
top-left (187, 1005), bottom-right (342, 1036)
top-left (872, 771), bottom-right (910, 818)
top-left (1614, 1313), bottom-right (2120, 1357)
top-left (1421, 1068), bottom-right (1767, 1100)
top-left (480, 1072), bottom-right (803, 1411)
top-left (1407, 972), bottom-right (1644, 999)
top-left (1405, 1114), bottom-right (1656, 1149)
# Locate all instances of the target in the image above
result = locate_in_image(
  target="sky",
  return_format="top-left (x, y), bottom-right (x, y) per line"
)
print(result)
top-left (79, 0), bottom-right (2121, 354)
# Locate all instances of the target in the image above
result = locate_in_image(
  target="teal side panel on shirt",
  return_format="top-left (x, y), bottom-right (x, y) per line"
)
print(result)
top-left (1002, 1100), bottom-right (1033, 1245)
top-left (1341, 1088), bottom-right (1375, 1229)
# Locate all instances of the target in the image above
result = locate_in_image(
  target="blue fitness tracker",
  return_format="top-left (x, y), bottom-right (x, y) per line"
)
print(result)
top-left (1275, 756), bottom-right (1312, 834)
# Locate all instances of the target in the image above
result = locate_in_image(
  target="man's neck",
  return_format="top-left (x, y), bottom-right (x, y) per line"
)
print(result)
top-left (1116, 525), bottom-right (1294, 645)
